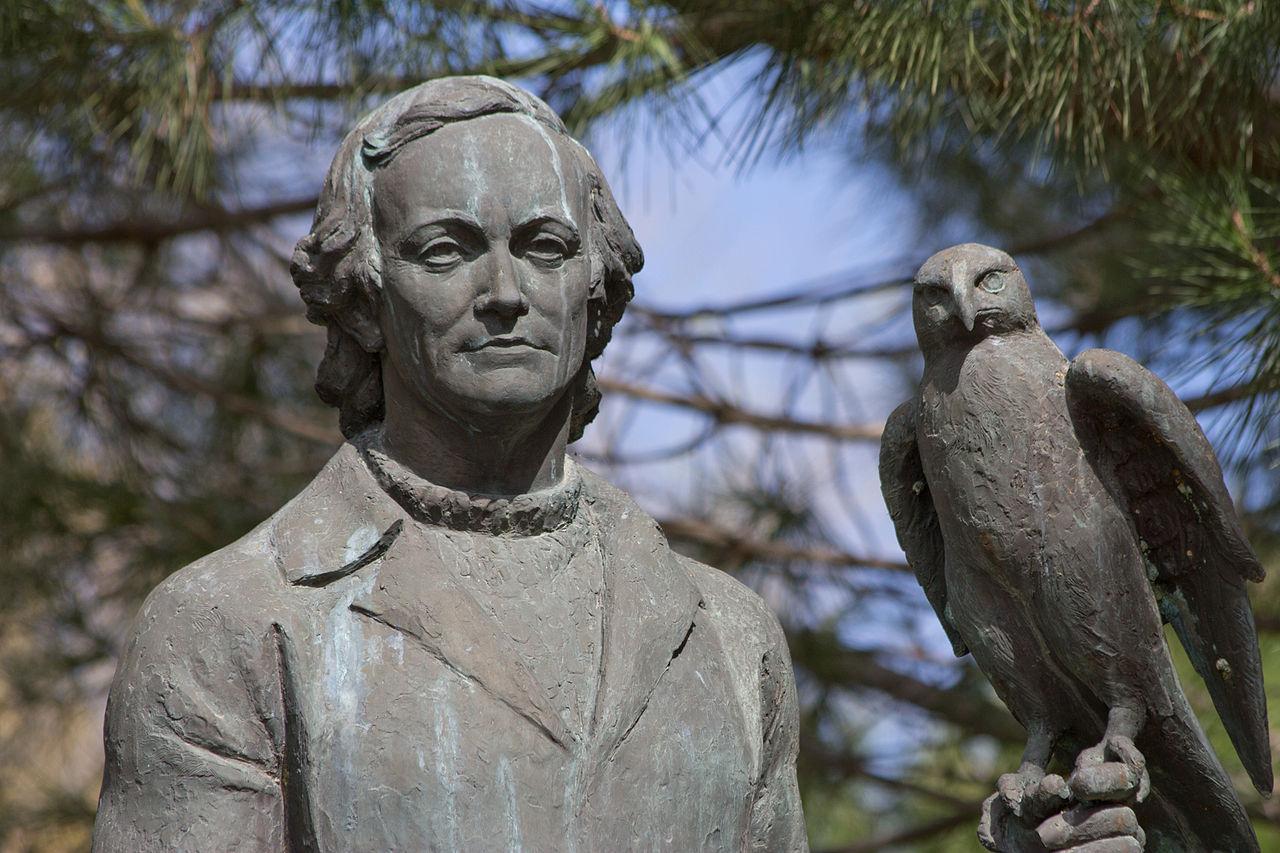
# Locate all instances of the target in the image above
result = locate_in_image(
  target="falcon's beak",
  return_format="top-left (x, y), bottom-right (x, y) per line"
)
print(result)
top-left (950, 276), bottom-right (977, 332)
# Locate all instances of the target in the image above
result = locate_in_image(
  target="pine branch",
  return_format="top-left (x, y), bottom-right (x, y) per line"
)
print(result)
top-left (1185, 377), bottom-right (1280, 412)
top-left (793, 633), bottom-right (1023, 741)
top-left (657, 516), bottom-right (909, 572)
top-left (1230, 207), bottom-right (1280, 292)
top-left (597, 377), bottom-right (884, 441)
top-left (634, 209), bottom-right (1123, 323)
top-left (0, 196), bottom-right (319, 245)
top-left (33, 313), bottom-right (339, 447)
top-left (802, 750), bottom-right (974, 810)
top-left (622, 327), bottom-right (915, 362)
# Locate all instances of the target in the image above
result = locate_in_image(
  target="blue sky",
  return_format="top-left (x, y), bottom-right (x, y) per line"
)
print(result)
top-left (563, 75), bottom-right (968, 688)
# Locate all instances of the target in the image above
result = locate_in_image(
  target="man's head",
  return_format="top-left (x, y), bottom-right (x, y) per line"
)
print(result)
top-left (292, 76), bottom-right (642, 439)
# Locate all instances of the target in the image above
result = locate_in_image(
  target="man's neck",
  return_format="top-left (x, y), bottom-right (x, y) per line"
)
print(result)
top-left (379, 366), bottom-right (571, 496)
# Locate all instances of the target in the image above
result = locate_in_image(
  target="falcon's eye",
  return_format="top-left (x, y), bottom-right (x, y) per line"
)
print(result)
top-left (977, 271), bottom-right (1007, 294)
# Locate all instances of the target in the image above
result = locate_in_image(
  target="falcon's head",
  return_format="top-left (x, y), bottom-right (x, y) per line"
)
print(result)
top-left (912, 243), bottom-right (1040, 355)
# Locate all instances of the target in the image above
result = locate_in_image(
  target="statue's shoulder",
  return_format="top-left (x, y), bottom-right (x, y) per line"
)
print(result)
top-left (677, 552), bottom-right (790, 655)
top-left (110, 523), bottom-right (286, 729)
top-left (576, 462), bottom-right (788, 653)
top-left (103, 475), bottom-right (319, 787)
top-left (126, 443), bottom-right (373, 653)
top-left (125, 517), bottom-right (284, 666)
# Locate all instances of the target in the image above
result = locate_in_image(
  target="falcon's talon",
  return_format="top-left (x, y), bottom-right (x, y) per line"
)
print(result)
top-left (997, 771), bottom-right (1031, 816)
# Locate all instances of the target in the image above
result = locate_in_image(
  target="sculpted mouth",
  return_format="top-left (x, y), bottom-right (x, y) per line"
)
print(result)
top-left (461, 335), bottom-right (549, 353)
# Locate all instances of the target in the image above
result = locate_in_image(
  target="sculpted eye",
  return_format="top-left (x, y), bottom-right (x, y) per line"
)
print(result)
top-left (913, 283), bottom-right (946, 303)
top-left (417, 238), bottom-right (463, 270)
top-left (525, 235), bottom-right (570, 267)
top-left (978, 270), bottom-right (1007, 294)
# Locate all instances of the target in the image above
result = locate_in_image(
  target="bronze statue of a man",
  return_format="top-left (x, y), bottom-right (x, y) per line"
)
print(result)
top-left (92, 77), bottom-right (807, 852)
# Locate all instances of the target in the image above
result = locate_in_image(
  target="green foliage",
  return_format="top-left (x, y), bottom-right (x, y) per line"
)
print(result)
top-left (750, 1), bottom-right (1279, 166)
top-left (1166, 625), bottom-right (1280, 850)
top-left (1143, 169), bottom-right (1280, 393)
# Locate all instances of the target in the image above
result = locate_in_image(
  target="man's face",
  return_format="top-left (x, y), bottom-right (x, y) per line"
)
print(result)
top-left (371, 113), bottom-right (592, 424)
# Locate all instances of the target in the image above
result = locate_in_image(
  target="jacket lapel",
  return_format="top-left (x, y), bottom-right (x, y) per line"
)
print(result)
top-left (271, 446), bottom-right (704, 762)
top-left (272, 442), bottom-right (572, 751)
top-left (583, 471), bottom-right (704, 764)
top-left (272, 442), bottom-right (405, 586)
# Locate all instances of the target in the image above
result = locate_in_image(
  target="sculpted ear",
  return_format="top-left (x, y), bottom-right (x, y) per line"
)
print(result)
top-left (587, 240), bottom-right (607, 302)
top-left (337, 294), bottom-right (385, 353)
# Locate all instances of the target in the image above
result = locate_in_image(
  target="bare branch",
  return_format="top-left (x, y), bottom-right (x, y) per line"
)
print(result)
top-left (218, 77), bottom-right (427, 103)
top-left (0, 196), bottom-right (318, 245)
top-left (133, 357), bottom-right (340, 447)
top-left (632, 275), bottom-right (908, 323)
top-left (793, 633), bottom-right (1024, 741)
top-left (658, 516), bottom-right (910, 572)
top-left (33, 314), bottom-right (340, 447)
top-left (598, 377), bottom-right (884, 441)
top-left (802, 749), bottom-right (973, 810)
top-left (622, 325), bottom-right (916, 361)
top-left (634, 210), bottom-right (1124, 323)
top-left (1185, 377), bottom-right (1280, 411)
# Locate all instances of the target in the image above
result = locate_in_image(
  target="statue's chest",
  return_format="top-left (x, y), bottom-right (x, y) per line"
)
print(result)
top-left (919, 339), bottom-right (1068, 463)
top-left (279, 543), bottom-right (757, 853)
top-left (916, 337), bottom-right (1072, 521)
top-left (450, 528), bottom-right (607, 733)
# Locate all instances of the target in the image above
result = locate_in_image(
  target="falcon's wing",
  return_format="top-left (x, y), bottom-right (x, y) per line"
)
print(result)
top-left (879, 399), bottom-right (967, 657)
top-left (1066, 348), bottom-right (1271, 795)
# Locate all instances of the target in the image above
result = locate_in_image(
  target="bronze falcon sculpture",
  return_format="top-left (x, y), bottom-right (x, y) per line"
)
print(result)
top-left (880, 243), bottom-right (1271, 852)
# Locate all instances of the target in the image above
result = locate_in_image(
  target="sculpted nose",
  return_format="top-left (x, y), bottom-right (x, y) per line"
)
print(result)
top-left (476, 248), bottom-right (529, 319)
top-left (950, 273), bottom-right (977, 332)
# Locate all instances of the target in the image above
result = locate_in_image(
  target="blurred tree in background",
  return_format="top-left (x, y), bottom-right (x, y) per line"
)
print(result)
top-left (2, 2), bottom-right (1279, 850)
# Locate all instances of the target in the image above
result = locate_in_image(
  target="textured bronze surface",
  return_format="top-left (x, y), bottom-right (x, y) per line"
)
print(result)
top-left (92, 77), bottom-right (807, 853)
top-left (882, 242), bottom-right (1271, 853)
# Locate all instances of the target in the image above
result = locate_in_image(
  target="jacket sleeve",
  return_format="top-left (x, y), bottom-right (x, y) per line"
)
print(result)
top-left (92, 565), bottom-right (286, 853)
top-left (748, 612), bottom-right (809, 852)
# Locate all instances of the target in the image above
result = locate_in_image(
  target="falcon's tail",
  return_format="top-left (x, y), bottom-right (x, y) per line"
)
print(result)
top-left (1160, 568), bottom-right (1273, 796)
top-left (1136, 691), bottom-right (1260, 853)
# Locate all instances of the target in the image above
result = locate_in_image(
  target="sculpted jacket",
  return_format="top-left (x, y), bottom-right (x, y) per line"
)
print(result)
top-left (92, 439), bottom-right (807, 852)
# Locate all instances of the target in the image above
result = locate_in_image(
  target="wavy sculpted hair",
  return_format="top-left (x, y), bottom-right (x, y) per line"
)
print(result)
top-left (291, 76), bottom-right (643, 441)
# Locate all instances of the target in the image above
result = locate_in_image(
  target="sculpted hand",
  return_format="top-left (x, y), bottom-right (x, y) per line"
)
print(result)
top-left (979, 738), bottom-right (1147, 852)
